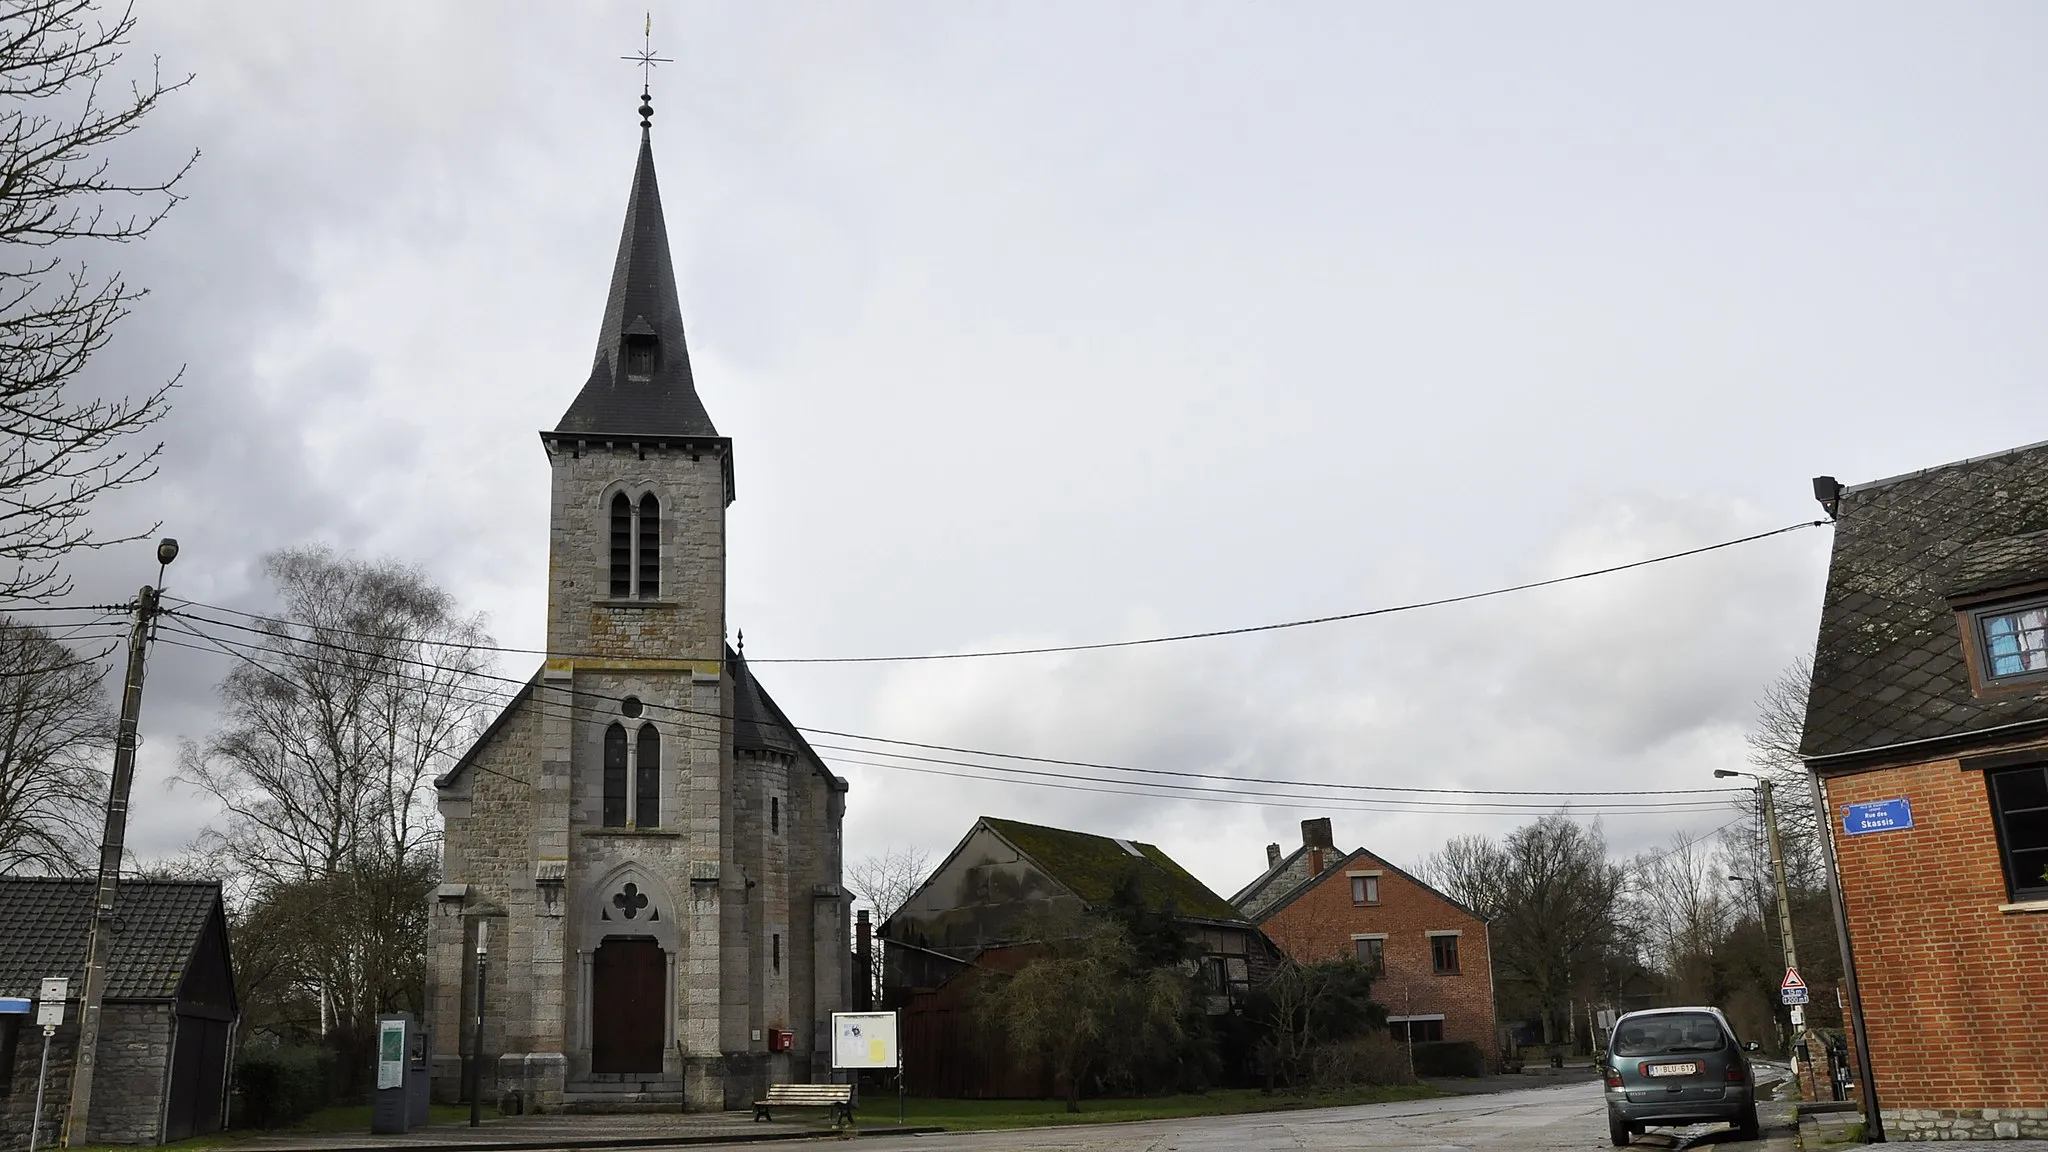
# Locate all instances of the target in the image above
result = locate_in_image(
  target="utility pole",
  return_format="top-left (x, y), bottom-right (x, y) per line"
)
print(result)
top-left (63, 539), bottom-right (177, 1147)
top-left (1716, 769), bottom-right (1803, 1075)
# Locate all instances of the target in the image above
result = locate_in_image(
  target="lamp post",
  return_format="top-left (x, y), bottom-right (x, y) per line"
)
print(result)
top-left (1716, 769), bottom-right (1804, 1075)
top-left (469, 921), bottom-right (488, 1128)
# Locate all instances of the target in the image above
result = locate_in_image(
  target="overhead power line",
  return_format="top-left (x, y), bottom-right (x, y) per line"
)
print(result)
top-left (159, 518), bottom-right (1827, 667)
top-left (158, 613), bottom-right (1750, 811)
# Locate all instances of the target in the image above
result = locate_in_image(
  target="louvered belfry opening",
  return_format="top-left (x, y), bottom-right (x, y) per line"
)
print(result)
top-left (637, 493), bottom-right (660, 597)
top-left (609, 494), bottom-right (632, 597)
top-left (635, 724), bottom-right (661, 827)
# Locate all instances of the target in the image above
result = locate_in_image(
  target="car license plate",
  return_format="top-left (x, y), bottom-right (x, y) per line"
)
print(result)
top-left (1647, 1062), bottom-right (1698, 1077)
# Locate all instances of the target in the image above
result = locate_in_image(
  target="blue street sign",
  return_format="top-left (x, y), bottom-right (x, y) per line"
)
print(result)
top-left (1843, 798), bottom-right (1913, 836)
top-left (1781, 987), bottom-right (1809, 1005)
top-left (0, 997), bottom-right (28, 1015)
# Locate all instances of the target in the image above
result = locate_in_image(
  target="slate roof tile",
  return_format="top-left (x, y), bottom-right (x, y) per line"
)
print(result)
top-left (0, 878), bottom-right (223, 1001)
top-left (1802, 441), bottom-right (2048, 760)
top-left (553, 125), bottom-right (720, 441)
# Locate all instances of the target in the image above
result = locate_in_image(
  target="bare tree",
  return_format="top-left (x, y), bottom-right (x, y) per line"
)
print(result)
top-left (176, 547), bottom-right (493, 1078)
top-left (848, 844), bottom-right (931, 925)
top-left (1735, 655), bottom-right (1825, 889)
top-left (1628, 831), bottom-right (1733, 1002)
top-left (0, 0), bottom-right (197, 601)
top-left (0, 616), bottom-right (112, 871)
top-left (1422, 814), bottom-right (1626, 1050)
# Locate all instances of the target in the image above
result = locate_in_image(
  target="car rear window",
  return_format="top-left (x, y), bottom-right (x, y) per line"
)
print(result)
top-left (1611, 1013), bottom-right (1727, 1057)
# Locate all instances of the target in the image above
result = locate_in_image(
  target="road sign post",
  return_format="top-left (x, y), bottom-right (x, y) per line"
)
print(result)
top-left (31, 977), bottom-right (67, 1152)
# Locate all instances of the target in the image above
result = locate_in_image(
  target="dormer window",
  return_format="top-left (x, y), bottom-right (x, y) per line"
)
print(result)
top-left (624, 333), bottom-right (658, 379)
top-left (1982, 606), bottom-right (2048, 679)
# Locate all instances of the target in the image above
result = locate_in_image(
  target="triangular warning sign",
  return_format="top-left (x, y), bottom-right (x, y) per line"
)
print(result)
top-left (1781, 967), bottom-right (1807, 991)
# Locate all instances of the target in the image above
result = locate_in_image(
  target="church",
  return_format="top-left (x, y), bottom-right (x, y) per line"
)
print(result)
top-left (428, 88), bottom-right (850, 1113)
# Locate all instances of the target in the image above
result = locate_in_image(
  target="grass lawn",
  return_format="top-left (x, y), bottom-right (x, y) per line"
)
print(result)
top-left (851, 1084), bottom-right (1441, 1131)
top-left (283, 1102), bottom-right (503, 1130)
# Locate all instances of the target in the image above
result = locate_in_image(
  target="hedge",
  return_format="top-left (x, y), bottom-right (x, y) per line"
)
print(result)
top-left (235, 1045), bottom-right (334, 1128)
top-left (1408, 1040), bottom-right (1487, 1078)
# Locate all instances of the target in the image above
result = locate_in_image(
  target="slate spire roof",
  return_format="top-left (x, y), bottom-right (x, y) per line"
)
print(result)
top-left (554, 99), bottom-right (720, 440)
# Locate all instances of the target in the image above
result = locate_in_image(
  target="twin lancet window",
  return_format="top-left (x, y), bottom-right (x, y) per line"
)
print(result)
top-left (610, 493), bottom-right (660, 599)
top-left (603, 722), bottom-right (661, 828)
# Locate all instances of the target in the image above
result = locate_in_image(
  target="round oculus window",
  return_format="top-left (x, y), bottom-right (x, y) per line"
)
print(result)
top-left (620, 696), bottom-right (643, 718)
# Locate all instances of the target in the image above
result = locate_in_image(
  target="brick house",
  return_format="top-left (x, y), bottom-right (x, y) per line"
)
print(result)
top-left (0, 879), bottom-right (236, 1149)
top-left (1801, 447), bottom-right (2048, 1141)
top-left (1234, 819), bottom-right (1496, 1061)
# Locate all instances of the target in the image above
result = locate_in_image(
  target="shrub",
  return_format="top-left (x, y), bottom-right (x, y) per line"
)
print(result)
top-left (1408, 1040), bottom-right (1487, 1078)
top-left (234, 1044), bottom-right (334, 1128)
top-left (1310, 1034), bottom-right (1417, 1088)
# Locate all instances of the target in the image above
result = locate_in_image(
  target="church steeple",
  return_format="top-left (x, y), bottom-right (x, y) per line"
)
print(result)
top-left (554, 93), bottom-right (719, 439)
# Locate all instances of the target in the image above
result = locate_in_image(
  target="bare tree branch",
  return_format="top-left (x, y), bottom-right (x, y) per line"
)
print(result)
top-left (0, 613), bottom-right (112, 872)
top-left (0, 0), bottom-right (195, 601)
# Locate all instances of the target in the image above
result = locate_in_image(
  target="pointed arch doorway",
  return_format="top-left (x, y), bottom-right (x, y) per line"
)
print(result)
top-left (591, 936), bottom-right (665, 1073)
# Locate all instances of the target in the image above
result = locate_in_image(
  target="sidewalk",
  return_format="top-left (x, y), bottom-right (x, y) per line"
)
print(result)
top-left (226, 1113), bottom-right (942, 1152)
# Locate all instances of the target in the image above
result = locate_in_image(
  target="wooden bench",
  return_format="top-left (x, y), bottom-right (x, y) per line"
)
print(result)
top-left (753, 1083), bottom-right (854, 1126)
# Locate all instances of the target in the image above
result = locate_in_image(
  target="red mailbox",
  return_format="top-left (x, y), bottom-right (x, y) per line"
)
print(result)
top-left (768, 1028), bottom-right (793, 1051)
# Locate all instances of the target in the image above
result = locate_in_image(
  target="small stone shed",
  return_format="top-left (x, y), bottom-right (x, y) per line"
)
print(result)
top-left (0, 878), bottom-right (236, 1148)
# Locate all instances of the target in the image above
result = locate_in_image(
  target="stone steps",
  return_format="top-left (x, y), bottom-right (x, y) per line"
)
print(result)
top-left (559, 1082), bottom-right (692, 1114)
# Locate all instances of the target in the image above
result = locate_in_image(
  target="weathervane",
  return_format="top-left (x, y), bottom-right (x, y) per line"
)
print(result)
top-left (621, 11), bottom-right (673, 128)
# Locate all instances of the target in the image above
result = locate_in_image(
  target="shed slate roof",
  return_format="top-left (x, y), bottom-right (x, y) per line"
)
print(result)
top-left (0, 878), bottom-right (224, 1001)
top-left (554, 119), bottom-right (720, 441)
top-left (1802, 440), bottom-right (2048, 761)
top-left (981, 817), bottom-right (1247, 924)
top-left (731, 647), bottom-right (796, 755)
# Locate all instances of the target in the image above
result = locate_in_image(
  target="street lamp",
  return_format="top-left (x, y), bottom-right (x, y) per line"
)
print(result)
top-left (1716, 769), bottom-right (1805, 1073)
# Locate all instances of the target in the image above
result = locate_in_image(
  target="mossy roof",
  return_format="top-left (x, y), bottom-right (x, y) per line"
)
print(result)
top-left (981, 816), bottom-right (1245, 924)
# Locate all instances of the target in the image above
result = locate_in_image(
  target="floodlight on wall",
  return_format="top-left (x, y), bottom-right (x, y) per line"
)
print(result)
top-left (1811, 476), bottom-right (1843, 521)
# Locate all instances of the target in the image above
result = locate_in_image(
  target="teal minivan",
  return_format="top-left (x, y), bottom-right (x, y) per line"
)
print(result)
top-left (1603, 1007), bottom-right (1760, 1145)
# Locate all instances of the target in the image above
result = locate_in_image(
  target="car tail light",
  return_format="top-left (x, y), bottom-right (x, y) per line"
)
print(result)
top-left (1605, 1067), bottom-right (1623, 1088)
top-left (1726, 1064), bottom-right (1746, 1083)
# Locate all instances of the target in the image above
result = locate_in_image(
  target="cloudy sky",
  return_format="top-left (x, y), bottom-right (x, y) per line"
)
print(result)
top-left (41, 2), bottom-right (2048, 899)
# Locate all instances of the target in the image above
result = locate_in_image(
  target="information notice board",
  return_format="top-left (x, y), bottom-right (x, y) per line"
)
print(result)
top-left (831, 1011), bottom-right (899, 1070)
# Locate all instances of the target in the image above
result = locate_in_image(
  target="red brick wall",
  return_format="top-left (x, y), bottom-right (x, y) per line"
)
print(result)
top-left (1259, 852), bottom-right (1497, 1060)
top-left (1823, 757), bottom-right (2048, 1111)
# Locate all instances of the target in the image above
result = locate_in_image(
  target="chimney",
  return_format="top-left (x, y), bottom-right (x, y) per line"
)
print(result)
top-left (1265, 843), bottom-right (1282, 869)
top-left (1302, 817), bottom-right (1334, 876)
top-left (855, 909), bottom-right (874, 1011)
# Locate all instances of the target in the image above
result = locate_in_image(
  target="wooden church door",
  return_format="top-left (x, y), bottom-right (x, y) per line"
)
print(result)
top-left (591, 937), bottom-right (666, 1073)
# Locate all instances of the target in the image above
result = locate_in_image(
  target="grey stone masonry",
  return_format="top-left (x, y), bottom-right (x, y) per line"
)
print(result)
top-left (434, 437), bottom-right (847, 1112)
top-left (1884, 1108), bottom-right (2048, 1141)
top-left (0, 1005), bottom-right (173, 1152)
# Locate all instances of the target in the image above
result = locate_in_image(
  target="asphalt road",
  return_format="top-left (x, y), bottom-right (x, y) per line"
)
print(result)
top-left (710, 1078), bottom-right (1800, 1152)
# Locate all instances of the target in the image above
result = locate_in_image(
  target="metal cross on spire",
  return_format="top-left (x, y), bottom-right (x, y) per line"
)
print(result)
top-left (621, 11), bottom-right (672, 128)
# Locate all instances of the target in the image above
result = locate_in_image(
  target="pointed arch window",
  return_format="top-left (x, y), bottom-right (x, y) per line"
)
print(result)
top-left (606, 491), bottom-right (662, 600)
top-left (635, 724), bottom-right (661, 828)
top-left (602, 722), bottom-right (628, 827)
top-left (609, 494), bottom-right (632, 598)
top-left (637, 494), bottom-right (660, 599)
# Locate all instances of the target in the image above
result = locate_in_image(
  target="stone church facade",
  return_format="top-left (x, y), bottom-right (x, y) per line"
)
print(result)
top-left (429, 95), bottom-right (850, 1113)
